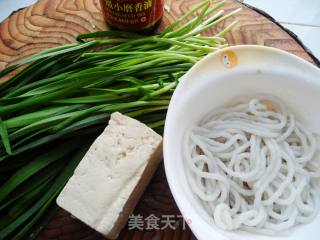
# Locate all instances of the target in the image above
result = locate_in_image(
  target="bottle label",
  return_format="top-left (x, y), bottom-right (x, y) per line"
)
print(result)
top-left (101, 0), bottom-right (164, 31)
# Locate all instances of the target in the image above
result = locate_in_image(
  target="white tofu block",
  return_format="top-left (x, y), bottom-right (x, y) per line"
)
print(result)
top-left (57, 112), bottom-right (162, 239)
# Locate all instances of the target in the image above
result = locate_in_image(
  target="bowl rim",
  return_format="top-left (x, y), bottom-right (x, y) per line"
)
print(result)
top-left (163, 45), bottom-right (320, 240)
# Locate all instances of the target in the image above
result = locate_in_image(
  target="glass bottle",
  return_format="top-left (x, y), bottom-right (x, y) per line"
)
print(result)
top-left (99, 0), bottom-right (164, 33)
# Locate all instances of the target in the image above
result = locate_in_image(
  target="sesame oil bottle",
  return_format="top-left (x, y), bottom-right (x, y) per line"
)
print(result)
top-left (99, 0), bottom-right (164, 33)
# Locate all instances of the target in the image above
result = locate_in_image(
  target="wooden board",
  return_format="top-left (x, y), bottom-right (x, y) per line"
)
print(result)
top-left (0, 0), bottom-right (318, 239)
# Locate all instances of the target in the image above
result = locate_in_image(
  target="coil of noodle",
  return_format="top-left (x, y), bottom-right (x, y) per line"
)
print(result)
top-left (184, 96), bottom-right (320, 234)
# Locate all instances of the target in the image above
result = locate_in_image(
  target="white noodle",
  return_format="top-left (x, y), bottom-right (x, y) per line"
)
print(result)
top-left (184, 96), bottom-right (320, 234)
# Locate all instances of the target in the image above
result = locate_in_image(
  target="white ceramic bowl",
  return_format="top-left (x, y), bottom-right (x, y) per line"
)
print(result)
top-left (163, 45), bottom-right (320, 240)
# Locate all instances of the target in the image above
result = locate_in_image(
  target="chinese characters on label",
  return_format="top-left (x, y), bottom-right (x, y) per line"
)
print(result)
top-left (100, 0), bottom-right (163, 30)
top-left (127, 214), bottom-right (192, 230)
top-left (106, 0), bottom-right (153, 13)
